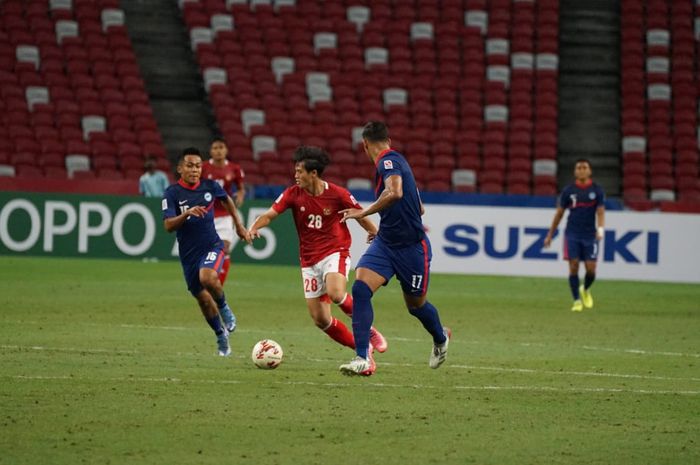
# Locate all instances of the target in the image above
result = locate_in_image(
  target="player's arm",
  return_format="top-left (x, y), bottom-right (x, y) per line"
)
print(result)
top-left (357, 216), bottom-right (378, 243)
top-left (248, 207), bottom-right (280, 239)
top-left (543, 206), bottom-right (565, 248)
top-left (234, 180), bottom-right (246, 207)
top-left (418, 189), bottom-right (425, 215)
top-left (596, 205), bottom-right (605, 240)
top-left (163, 206), bottom-right (207, 232)
top-left (340, 174), bottom-right (403, 222)
top-left (221, 195), bottom-right (251, 244)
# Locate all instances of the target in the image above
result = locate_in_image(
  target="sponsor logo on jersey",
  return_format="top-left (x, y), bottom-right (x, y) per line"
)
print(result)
top-left (300, 206), bottom-right (306, 212)
top-left (383, 160), bottom-right (393, 170)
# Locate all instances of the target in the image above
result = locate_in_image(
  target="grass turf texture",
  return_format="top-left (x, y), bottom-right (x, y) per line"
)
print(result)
top-left (1, 257), bottom-right (698, 465)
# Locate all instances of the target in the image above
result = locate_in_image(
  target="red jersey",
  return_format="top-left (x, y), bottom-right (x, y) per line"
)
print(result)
top-left (272, 182), bottom-right (362, 267)
top-left (201, 159), bottom-right (245, 217)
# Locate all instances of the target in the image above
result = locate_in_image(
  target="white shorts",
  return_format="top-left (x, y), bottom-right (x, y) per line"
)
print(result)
top-left (214, 216), bottom-right (234, 246)
top-left (300, 251), bottom-right (351, 298)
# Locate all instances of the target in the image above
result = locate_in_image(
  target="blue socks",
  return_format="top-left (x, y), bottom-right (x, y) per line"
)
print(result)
top-left (206, 315), bottom-right (225, 335)
top-left (213, 292), bottom-right (227, 309)
top-left (569, 275), bottom-right (580, 299)
top-left (584, 272), bottom-right (595, 290)
top-left (408, 301), bottom-right (446, 344)
top-left (351, 280), bottom-right (374, 359)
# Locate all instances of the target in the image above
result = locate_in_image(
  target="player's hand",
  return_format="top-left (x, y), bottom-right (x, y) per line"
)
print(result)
top-left (236, 224), bottom-right (252, 244)
top-left (366, 232), bottom-right (376, 243)
top-left (235, 193), bottom-right (244, 207)
top-left (543, 234), bottom-right (552, 248)
top-left (248, 228), bottom-right (261, 239)
top-left (186, 206), bottom-right (207, 218)
top-left (339, 208), bottom-right (364, 223)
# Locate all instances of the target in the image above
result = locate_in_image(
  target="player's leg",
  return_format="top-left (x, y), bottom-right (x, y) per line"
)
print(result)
top-left (199, 247), bottom-right (236, 332)
top-left (220, 239), bottom-right (232, 284)
top-left (395, 239), bottom-right (449, 368)
top-left (193, 288), bottom-right (230, 357)
top-left (322, 253), bottom-right (388, 352)
top-left (565, 235), bottom-right (583, 311)
top-left (214, 217), bottom-right (234, 285)
top-left (580, 239), bottom-right (598, 308)
top-left (340, 239), bottom-right (393, 376)
top-left (183, 259), bottom-right (230, 355)
top-left (307, 296), bottom-right (356, 349)
top-left (568, 259), bottom-right (583, 312)
top-left (302, 263), bottom-right (355, 349)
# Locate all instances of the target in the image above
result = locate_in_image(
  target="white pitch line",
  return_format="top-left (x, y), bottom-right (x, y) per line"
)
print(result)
top-left (5, 320), bottom-right (700, 359)
top-left (581, 345), bottom-right (700, 358)
top-left (0, 344), bottom-right (139, 355)
top-left (342, 336), bottom-right (700, 359)
top-left (4, 344), bottom-right (699, 384)
top-left (5, 374), bottom-right (699, 396)
top-left (447, 364), bottom-right (700, 382)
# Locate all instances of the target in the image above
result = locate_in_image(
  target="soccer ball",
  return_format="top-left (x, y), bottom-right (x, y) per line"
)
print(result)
top-left (251, 339), bottom-right (283, 369)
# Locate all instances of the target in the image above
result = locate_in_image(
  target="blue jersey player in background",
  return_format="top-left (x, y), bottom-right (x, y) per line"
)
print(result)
top-left (338, 121), bottom-right (450, 376)
top-left (544, 159), bottom-right (606, 312)
top-left (162, 147), bottom-right (251, 356)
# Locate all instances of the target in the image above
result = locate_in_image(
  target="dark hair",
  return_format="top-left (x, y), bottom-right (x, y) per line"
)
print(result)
top-left (362, 121), bottom-right (390, 143)
top-left (293, 145), bottom-right (330, 175)
top-left (179, 147), bottom-right (202, 163)
top-left (210, 137), bottom-right (227, 146)
top-left (575, 158), bottom-right (592, 169)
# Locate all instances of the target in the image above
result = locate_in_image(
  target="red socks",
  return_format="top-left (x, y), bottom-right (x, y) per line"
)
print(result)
top-left (338, 293), bottom-right (353, 316)
top-left (323, 317), bottom-right (355, 349)
top-left (219, 255), bottom-right (231, 284)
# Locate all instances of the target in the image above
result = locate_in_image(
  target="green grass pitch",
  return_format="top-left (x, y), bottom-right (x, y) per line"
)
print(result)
top-left (1, 257), bottom-right (698, 465)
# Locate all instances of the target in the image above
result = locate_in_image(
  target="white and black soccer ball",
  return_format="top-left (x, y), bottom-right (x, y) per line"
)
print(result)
top-left (251, 339), bottom-right (283, 369)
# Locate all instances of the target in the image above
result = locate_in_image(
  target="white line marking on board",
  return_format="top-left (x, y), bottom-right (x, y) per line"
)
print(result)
top-left (6, 374), bottom-right (699, 396)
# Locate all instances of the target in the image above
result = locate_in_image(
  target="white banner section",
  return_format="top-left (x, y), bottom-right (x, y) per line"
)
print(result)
top-left (347, 205), bottom-right (700, 284)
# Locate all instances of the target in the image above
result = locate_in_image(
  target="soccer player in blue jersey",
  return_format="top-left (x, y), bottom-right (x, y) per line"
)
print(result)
top-left (544, 159), bottom-right (606, 312)
top-left (162, 148), bottom-right (251, 356)
top-left (338, 121), bottom-right (450, 376)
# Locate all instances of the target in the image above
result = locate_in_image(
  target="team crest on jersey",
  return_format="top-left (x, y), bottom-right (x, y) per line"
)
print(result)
top-left (300, 206), bottom-right (306, 212)
top-left (589, 192), bottom-right (596, 200)
top-left (323, 207), bottom-right (331, 216)
top-left (204, 193), bottom-right (212, 202)
top-left (383, 160), bottom-right (393, 170)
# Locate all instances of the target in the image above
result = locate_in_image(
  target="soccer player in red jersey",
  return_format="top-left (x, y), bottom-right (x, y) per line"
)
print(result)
top-left (248, 146), bottom-right (388, 358)
top-left (201, 138), bottom-right (246, 285)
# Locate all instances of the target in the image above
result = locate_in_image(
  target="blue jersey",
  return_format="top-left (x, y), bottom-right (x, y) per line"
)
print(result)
top-left (559, 180), bottom-right (605, 238)
top-left (162, 179), bottom-right (228, 263)
top-left (374, 149), bottom-right (426, 247)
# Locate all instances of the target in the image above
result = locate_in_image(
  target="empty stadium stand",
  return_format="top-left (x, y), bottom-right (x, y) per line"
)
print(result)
top-left (178, 0), bottom-right (561, 193)
top-left (0, 0), bottom-right (167, 190)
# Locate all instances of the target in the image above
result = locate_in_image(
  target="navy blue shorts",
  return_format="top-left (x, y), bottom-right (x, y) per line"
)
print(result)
top-left (181, 243), bottom-right (226, 296)
top-left (564, 234), bottom-right (599, 262)
top-left (356, 235), bottom-right (432, 296)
